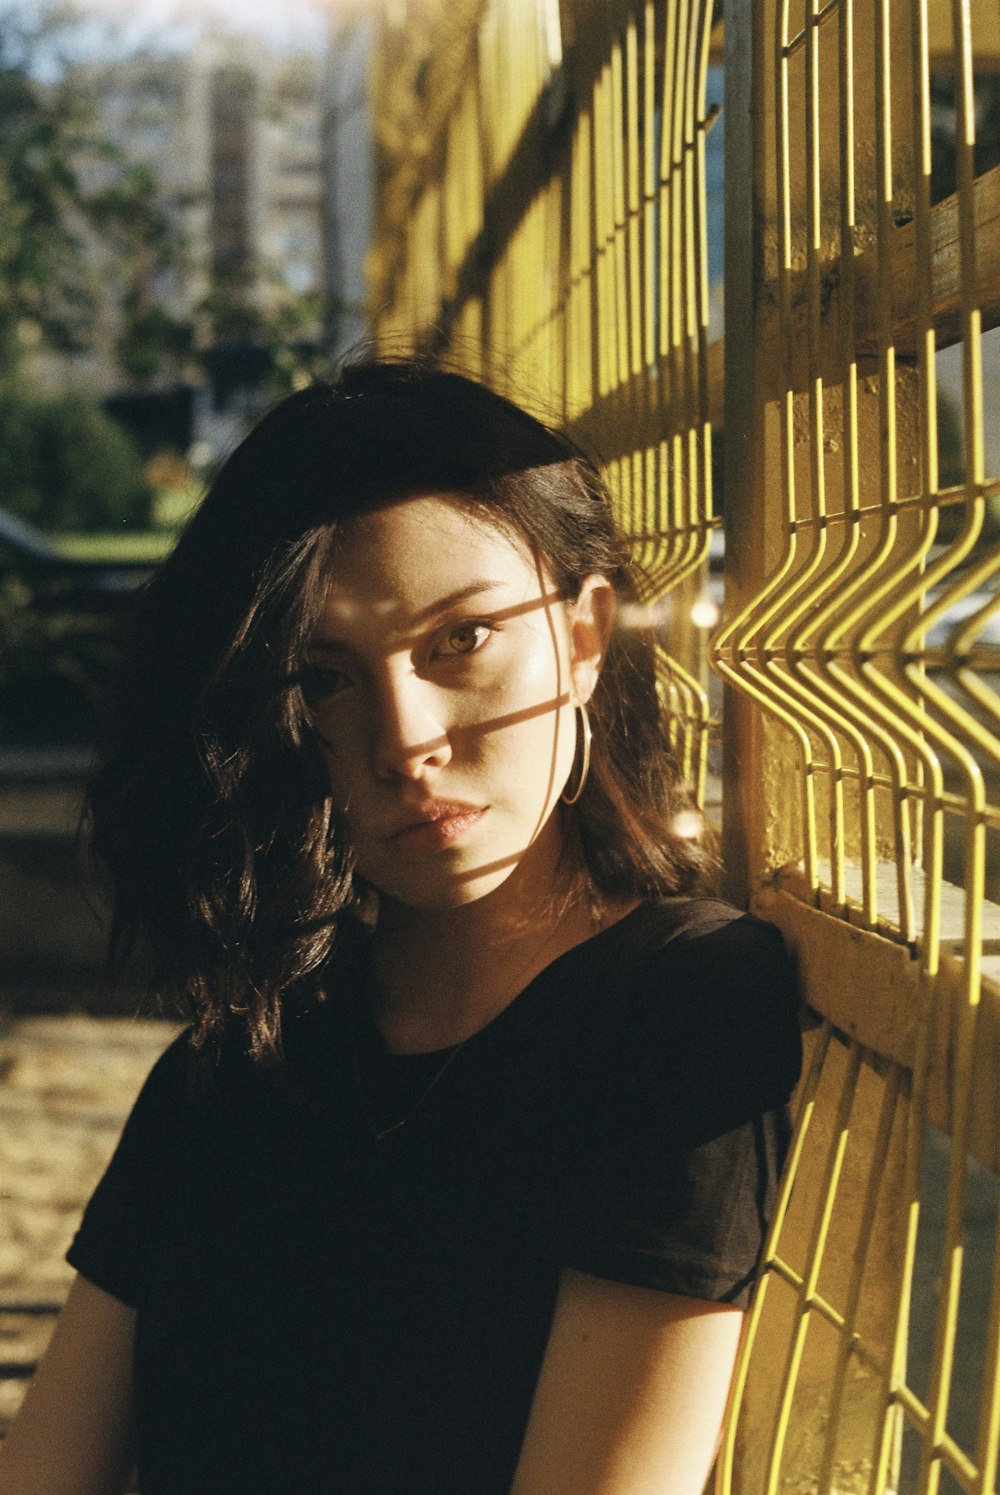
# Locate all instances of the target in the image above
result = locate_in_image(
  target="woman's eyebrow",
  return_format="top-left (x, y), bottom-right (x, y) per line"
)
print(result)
top-left (309, 580), bottom-right (513, 652)
top-left (412, 579), bottom-right (513, 623)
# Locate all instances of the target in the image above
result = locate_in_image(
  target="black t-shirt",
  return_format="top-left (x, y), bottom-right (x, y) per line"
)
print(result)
top-left (67, 897), bottom-right (802, 1495)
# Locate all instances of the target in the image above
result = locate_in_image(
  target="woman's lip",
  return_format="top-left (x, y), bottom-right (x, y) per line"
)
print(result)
top-left (386, 807), bottom-right (486, 851)
top-left (386, 802), bottom-right (483, 836)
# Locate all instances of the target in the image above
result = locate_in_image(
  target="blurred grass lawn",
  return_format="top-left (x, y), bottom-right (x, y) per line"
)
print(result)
top-left (56, 531), bottom-right (176, 563)
top-left (55, 484), bottom-right (200, 565)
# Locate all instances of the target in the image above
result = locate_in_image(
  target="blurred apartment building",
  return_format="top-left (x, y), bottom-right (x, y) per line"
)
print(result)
top-left (119, 41), bottom-right (323, 307)
top-left (32, 36), bottom-right (327, 413)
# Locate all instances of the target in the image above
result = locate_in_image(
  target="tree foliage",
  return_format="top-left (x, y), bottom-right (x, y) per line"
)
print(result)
top-left (116, 291), bottom-right (194, 386)
top-left (0, 0), bottom-right (327, 407)
top-left (0, 2), bottom-right (106, 373)
top-left (0, 1), bottom-right (195, 386)
top-left (91, 159), bottom-right (194, 386)
top-left (0, 384), bottom-right (151, 531)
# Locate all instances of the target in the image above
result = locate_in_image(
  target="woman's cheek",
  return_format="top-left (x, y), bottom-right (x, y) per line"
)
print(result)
top-left (493, 628), bottom-right (566, 705)
top-left (462, 672), bottom-right (557, 748)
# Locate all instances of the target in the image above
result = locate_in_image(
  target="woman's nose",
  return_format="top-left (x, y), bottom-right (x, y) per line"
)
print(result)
top-left (371, 670), bottom-right (452, 780)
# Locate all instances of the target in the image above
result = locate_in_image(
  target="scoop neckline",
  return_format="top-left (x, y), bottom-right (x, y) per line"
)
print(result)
top-left (353, 897), bottom-right (659, 1063)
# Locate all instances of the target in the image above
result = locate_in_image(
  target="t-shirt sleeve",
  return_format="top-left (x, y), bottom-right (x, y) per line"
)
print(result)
top-left (554, 912), bottom-right (803, 1309)
top-left (65, 1029), bottom-right (193, 1309)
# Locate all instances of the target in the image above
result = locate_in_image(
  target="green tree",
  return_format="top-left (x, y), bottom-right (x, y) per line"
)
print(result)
top-left (0, 2), bottom-right (101, 373)
top-left (199, 268), bottom-right (325, 398)
top-left (115, 296), bottom-right (194, 386)
top-left (0, 3), bottom-right (192, 386)
top-left (0, 384), bottom-right (151, 531)
top-left (91, 160), bottom-right (194, 386)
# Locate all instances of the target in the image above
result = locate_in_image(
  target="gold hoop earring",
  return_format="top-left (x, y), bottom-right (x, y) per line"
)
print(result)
top-left (561, 702), bottom-right (592, 805)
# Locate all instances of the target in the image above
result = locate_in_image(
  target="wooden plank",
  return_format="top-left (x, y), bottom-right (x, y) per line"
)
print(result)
top-left (754, 884), bottom-right (920, 1073)
top-left (861, 163), bottom-right (1000, 356)
top-left (551, 162), bottom-right (999, 438)
top-left (754, 881), bottom-right (1000, 1174)
top-left (753, 165), bottom-right (1000, 403)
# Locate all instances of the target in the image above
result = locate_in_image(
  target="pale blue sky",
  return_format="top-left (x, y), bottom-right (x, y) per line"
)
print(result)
top-left (63, 0), bottom-right (328, 63)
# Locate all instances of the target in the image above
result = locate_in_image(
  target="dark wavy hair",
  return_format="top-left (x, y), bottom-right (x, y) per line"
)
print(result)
top-left (87, 358), bottom-right (709, 1061)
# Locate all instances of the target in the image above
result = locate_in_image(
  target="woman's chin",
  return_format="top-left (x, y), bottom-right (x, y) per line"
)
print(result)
top-left (380, 871), bottom-right (519, 916)
top-left (373, 813), bottom-right (574, 917)
top-left (365, 853), bottom-right (532, 918)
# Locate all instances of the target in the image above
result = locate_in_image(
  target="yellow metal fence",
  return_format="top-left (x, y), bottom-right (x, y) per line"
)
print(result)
top-left (368, 0), bottom-right (1000, 1489)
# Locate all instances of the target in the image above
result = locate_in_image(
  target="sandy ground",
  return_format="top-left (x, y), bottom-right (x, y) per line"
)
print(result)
top-left (0, 1013), bottom-right (179, 1433)
top-left (0, 769), bottom-right (177, 1438)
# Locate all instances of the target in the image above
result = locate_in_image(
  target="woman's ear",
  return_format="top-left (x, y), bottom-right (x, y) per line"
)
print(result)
top-left (569, 574), bottom-right (616, 704)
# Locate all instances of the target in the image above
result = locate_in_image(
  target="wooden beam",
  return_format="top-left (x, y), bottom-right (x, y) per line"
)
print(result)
top-left (752, 164), bottom-right (1000, 404)
top-left (757, 878), bottom-right (1000, 1176)
top-left (867, 162), bottom-right (1000, 356)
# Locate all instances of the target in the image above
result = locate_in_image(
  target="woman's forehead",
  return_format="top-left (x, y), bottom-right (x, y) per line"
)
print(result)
top-left (314, 494), bottom-right (554, 634)
top-left (332, 489), bottom-right (518, 544)
top-left (328, 495), bottom-right (539, 584)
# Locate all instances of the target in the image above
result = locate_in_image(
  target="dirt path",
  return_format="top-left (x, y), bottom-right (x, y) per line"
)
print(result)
top-left (0, 1014), bottom-right (180, 1432)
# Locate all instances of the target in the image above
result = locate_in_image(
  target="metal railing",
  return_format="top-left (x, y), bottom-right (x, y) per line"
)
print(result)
top-left (368, 1), bottom-right (1000, 1489)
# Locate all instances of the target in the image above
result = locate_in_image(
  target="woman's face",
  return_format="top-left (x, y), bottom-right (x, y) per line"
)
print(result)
top-left (304, 495), bottom-right (612, 911)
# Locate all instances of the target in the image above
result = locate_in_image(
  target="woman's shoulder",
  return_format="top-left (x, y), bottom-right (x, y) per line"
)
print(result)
top-left (611, 896), bottom-right (803, 1126)
top-left (102, 1027), bottom-right (204, 1152)
top-left (130, 1025), bottom-right (195, 1100)
top-left (126, 1024), bottom-right (249, 1120)
top-left (616, 895), bottom-right (798, 1017)
top-left (599, 894), bottom-right (790, 972)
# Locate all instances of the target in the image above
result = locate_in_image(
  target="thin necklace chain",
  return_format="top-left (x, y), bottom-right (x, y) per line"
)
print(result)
top-left (351, 1035), bottom-right (466, 1142)
top-left (350, 897), bottom-right (598, 1143)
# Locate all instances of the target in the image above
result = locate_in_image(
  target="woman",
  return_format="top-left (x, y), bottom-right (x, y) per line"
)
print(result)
top-left (0, 359), bottom-right (801, 1495)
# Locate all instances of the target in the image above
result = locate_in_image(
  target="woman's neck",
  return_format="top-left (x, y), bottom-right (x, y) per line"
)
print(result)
top-left (368, 824), bottom-right (606, 1054)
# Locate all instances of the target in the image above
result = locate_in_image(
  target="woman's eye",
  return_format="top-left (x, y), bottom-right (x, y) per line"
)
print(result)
top-left (442, 622), bottom-right (494, 656)
top-left (299, 665), bottom-right (350, 704)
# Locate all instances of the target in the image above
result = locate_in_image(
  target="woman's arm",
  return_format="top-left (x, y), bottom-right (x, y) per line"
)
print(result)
top-left (0, 1274), bottom-right (136, 1495)
top-left (511, 1268), bottom-right (744, 1495)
